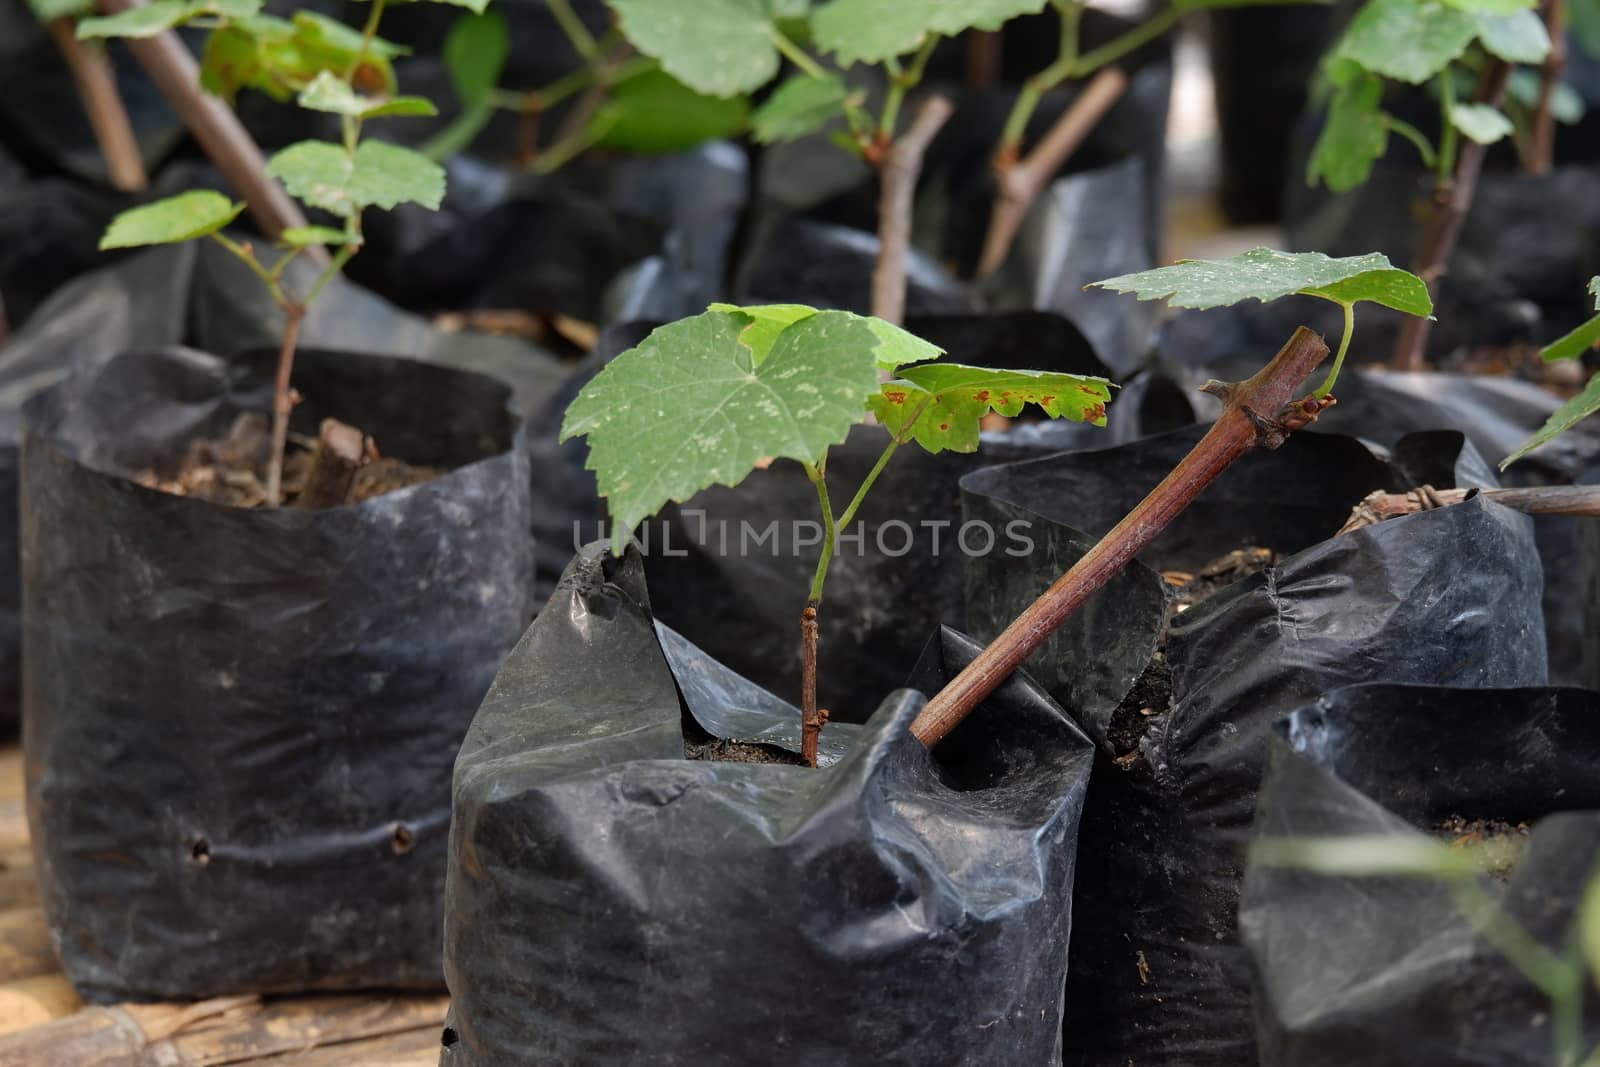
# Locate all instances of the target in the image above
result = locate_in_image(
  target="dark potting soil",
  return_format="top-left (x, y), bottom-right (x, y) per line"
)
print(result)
top-left (1435, 814), bottom-right (1531, 879)
top-left (1107, 546), bottom-right (1279, 770)
top-left (683, 736), bottom-right (807, 766)
top-left (133, 411), bottom-right (440, 508)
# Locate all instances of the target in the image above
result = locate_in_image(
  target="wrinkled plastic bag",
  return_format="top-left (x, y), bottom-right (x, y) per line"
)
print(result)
top-left (1242, 683), bottom-right (1600, 1067)
top-left (960, 425), bottom-right (1549, 1065)
top-left (23, 344), bottom-right (532, 999)
top-left (441, 542), bottom-right (1096, 1065)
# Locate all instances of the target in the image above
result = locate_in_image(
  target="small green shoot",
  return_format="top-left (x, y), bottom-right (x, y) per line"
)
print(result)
top-left (1091, 248), bottom-right (1432, 397)
top-left (90, 0), bottom-right (460, 505)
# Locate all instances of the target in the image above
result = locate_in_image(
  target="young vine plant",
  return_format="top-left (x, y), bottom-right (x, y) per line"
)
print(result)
top-left (559, 303), bottom-right (1113, 765)
top-left (1092, 246), bottom-right (1435, 397)
top-left (78, 0), bottom-right (476, 505)
top-left (1308, 0), bottom-right (1568, 192)
top-left (422, 2), bottom-right (750, 170)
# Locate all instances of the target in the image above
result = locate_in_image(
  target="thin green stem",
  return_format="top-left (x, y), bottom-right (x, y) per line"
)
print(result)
top-left (805, 461), bottom-right (838, 606)
top-left (879, 36), bottom-right (939, 138)
top-left (1314, 301), bottom-right (1356, 397)
top-left (1384, 115), bottom-right (1438, 169)
top-left (1437, 69), bottom-right (1460, 187)
top-left (348, 0), bottom-right (388, 81)
top-left (835, 437), bottom-right (900, 531)
top-left (209, 233), bottom-right (286, 306)
top-left (1446, 877), bottom-right (1575, 1000)
top-left (772, 29), bottom-right (831, 81)
top-left (303, 243), bottom-right (358, 307)
top-left (546, 0), bottom-right (598, 59)
top-left (267, 245), bottom-right (306, 282)
top-left (998, 0), bottom-right (1169, 161)
top-left (531, 111), bottom-right (614, 174)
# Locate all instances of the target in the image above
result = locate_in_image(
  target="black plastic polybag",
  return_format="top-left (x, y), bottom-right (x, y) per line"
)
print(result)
top-left (960, 426), bottom-right (1549, 1065)
top-left (441, 543), bottom-right (1096, 1066)
top-left (22, 345), bottom-right (532, 1000)
top-left (1241, 684), bottom-right (1600, 1067)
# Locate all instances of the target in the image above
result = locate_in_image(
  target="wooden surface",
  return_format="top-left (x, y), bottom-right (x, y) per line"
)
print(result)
top-left (0, 743), bottom-right (446, 1066)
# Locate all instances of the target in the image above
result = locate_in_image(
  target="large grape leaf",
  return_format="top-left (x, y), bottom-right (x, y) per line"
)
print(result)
top-left (1091, 248), bottom-right (1433, 318)
top-left (1538, 278), bottom-right (1600, 363)
top-left (1334, 0), bottom-right (1479, 83)
top-left (606, 0), bottom-right (793, 97)
top-left (561, 308), bottom-right (894, 549)
top-left (1501, 370), bottom-right (1600, 467)
top-left (1307, 69), bottom-right (1389, 192)
top-left (266, 139), bottom-right (445, 217)
top-left (751, 74), bottom-right (849, 143)
top-left (100, 191), bottom-right (244, 249)
top-left (810, 0), bottom-right (1046, 65)
top-left (587, 68), bottom-right (750, 153)
top-left (868, 365), bottom-right (1113, 453)
top-left (77, 0), bottom-right (258, 38)
top-left (1474, 9), bottom-right (1551, 62)
top-left (1443, 0), bottom-right (1535, 11)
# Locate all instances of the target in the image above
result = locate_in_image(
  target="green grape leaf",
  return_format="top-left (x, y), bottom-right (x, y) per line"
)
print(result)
top-left (810, 0), bottom-right (1046, 66)
top-left (1501, 369), bottom-right (1600, 467)
top-left (1091, 248), bottom-right (1433, 317)
top-left (422, 0), bottom-right (490, 12)
top-left (444, 10), bottom-right (508, 102)
top-left (751, 74), bottom-right (848, 143)
top-left (420, 11), bottom-right (509, 161)
top-left (560, 308), bottom-right (893, 549)
top-left (100, 191), bottom-right (244, 249)
top-left (77, 0), bottom-right (260, 38)
top-left (1442, 0), bottom-right (1534, 11)
top-left (266, 139), bottom-right (445, 217)
top-left (706, 302), bottom-right (944, 368)
top-left (869, 365), bottom-right (1113, 453)
top-left (200, 13), bottom-right (402, 102)
top-left (1538, 277), bottom-right (1600, 362)
top-left (27, 0), bottom-right (94, 20)
top-left (1334, 0), bottom-right (1479, 83)
top-left (1474, 9), bottom-right (1551, 62)
top-left (1449, 101), bottom-right (1513, 143)
top-left (606, 0), bottom-right (792, 97)
top-left (1506, 68), bottom-right (1585, 123)
top-left (1575, 0), bottom-right (1600, 56)
top-left (297, 71), bottom-right (436, 118)
top-left (1307, 69), bottom-right (1389, 192)
top-left (588, 67), bottom-right (750, 153)
top-left (278, 225), bottom-right (361, 247)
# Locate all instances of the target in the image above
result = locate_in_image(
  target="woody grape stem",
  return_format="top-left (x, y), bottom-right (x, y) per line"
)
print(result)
top-left (1391, 60), bottom-right (1510, 371)
top-left (910, 327), bottom-right (1333, 746)
top-left (871, 95), bottom-right (954, 325)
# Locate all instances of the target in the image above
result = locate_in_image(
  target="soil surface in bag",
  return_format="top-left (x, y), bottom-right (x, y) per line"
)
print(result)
top-left (1242, 684), bottom-right (1600, 1067)
top-left (960, 425), bottom-right (1549, 1066)
top-left (1144, 340), bottom-right (1600, 686)
top-left (0, 241), bottom-right (568, 725)
top-left (636, 309), bottom-right (1145, 725)
top-left (442, 543), bottom-right (1095, 1067)
top-left (21, 345), bottom-right (532, 1001)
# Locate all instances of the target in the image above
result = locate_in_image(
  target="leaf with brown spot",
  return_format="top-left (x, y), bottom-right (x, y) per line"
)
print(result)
top-left (868, 364), bottom-right (1114, 453)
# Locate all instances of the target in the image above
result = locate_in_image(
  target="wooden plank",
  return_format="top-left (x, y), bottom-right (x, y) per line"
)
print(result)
top-left (0, 975), bottom-right (81, 1036)
top-left (0, 847), bottom-right (38, 911)
top-left (0, 993), bottom-right (448, 1066)
top-left (0, 803), bottom-right (28, 855)
top-left (242, 1027), bottom-right (441, 1066)
top-left (0, 749), bottom-right (22, 806)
